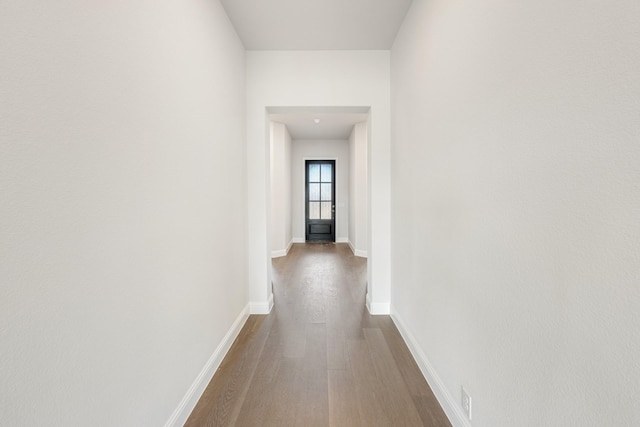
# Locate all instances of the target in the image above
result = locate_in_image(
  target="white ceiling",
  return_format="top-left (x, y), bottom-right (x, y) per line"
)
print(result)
top-left (223, 2), bottom-right (408, 139)
top-left (270, 113), bottom-right (368, 140)
top-left (219, 0), bottom-right (414, 50)
top-left (269, 107), bottom-right (369, 140)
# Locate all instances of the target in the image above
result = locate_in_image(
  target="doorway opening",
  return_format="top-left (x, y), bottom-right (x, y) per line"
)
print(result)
top-left (266, 106), bottom-right (371, 312)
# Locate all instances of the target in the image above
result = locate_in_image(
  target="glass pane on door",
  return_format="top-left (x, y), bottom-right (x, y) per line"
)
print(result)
top-left (321, 183), bottom-right (332, 201)
top-left (321, 164), bottom-right (332, 182)
top-left (309, 183), bottom-right (320, 201)
top-left (309, 202), bottom-right (320, 219)
top-left (321, 202), bottom-right (332, 219)
top-left (309, 164), bottom-right (320, 182)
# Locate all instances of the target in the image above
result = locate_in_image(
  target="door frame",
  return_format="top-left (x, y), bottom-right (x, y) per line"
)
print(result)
top-left (301, 157), bottom-right (339, 243)
top-left (305, 159), bottom-right (336, 242)
top-left (257, 106), bottom-right (385, 317)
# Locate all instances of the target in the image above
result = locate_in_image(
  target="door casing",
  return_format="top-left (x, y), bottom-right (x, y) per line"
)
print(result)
top-left (304, 159), bottom-right (336, 242)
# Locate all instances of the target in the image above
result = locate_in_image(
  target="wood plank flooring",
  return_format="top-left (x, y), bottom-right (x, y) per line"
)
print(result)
top-left (185, 243), bottom-right (451, 427)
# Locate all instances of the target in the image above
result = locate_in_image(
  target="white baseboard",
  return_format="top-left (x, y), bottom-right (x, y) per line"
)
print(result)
top-left (348, 240), bottom-right (368, 258)
top-left (391, 310), bottom-right (470, 427)
top-left (365, 293), bottom-right (390, 315)
top-left (271, 249), bottom-right (286, 258)
top-left (272, 240), bottom-right (294, 258)
top-left (336, 237), bottom-right (348, 243)
top-left (249, 292), bottom-right (274, 314)
top-left (292, 237), bottom-right (305, 243)
top-left (164, 304), bottom-right (250, 427)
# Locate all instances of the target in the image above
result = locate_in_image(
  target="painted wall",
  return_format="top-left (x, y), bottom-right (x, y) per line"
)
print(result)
top-left (0, 1), bottom-right (247, 426)
top-left (246, 51), bottom-right (391, 314)
top-left (270, 122), bottom-right (293, 257)
top-left (348, 122), bottom-right (368, 257)
top-left (390, 1), bottom-right (640, 426)
top-left (291, 140), bottom-right (349, 243)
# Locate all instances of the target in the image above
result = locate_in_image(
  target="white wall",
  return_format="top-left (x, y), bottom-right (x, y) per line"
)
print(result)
top-left (390, 1), bottom-right (640, 426)
top-left (291, 140), bottom-right (349, 242)
top-left (270, 122), bottom-right (293, 257)
top-left (348, 122), bottom-right (368, 257)
top-left (0, 1), bottom-right (247, 426)
top-left (246, 51), bottom-right (391, 314)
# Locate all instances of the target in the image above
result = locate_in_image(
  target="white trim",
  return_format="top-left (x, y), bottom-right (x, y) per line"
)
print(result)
top-left (271, 240), bottom-right (294, 258)
top-left (249, 292), bottom-right (274, 314)
top-left (336, 237), bottom-right (348, 243)
top-left (164, 304), bottom-right (250, 427)
top-left (292, 237), bottom-right (305, 243)
top-left (272, 249), bottom-right (287, 258)
top-left (391, 311), bottom-right (470, 427)
top-left (348, 240), bottom-right (368, 258)
top-left (365, 293), bottom-right (390, 315)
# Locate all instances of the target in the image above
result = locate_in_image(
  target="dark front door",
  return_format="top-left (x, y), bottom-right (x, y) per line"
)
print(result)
top-left (305, 160), bottom-right (335, 242)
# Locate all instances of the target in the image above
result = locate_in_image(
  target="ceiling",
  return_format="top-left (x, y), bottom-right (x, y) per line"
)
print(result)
top-left (269, 107), bottom-right (369, 140)
top-left (221, 1), bottom-right (408, 139)
top-left (219, 0), bottom-right (414, 50)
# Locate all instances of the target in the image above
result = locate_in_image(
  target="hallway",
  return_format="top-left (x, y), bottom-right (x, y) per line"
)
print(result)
top-left (185, 243), bottom-right (451, 426)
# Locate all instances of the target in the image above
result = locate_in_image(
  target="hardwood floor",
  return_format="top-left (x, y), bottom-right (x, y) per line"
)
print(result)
top-left (185, 243), bottom-right (451, 427)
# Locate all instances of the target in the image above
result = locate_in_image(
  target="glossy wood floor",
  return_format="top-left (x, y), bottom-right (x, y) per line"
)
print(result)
top-left (185, 243), bottom-right (451, 427)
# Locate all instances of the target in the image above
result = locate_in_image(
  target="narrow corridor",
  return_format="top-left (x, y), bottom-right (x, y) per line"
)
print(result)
top-left (186, 243), bottom-right (450, 426)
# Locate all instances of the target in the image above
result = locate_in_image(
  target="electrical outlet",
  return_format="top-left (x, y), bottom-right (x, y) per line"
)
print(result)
top-left (461, 387), bottom-right (472, 420)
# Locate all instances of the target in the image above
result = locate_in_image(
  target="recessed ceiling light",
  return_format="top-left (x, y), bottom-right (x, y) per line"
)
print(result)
top-left (314, 118), bottom-right (320, 124)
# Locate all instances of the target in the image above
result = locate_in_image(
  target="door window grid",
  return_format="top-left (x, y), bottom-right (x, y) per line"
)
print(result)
top-left (308, 163), bottom-right (333, 220)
